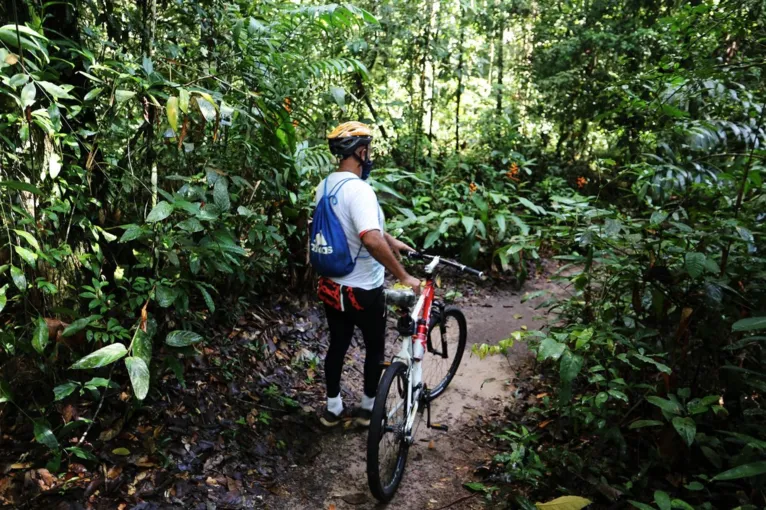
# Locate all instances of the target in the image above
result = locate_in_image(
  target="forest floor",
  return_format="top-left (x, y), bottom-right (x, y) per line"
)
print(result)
top-left (10, 270), bottom-right (560, 510)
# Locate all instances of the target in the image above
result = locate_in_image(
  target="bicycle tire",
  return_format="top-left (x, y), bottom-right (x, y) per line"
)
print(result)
top-left (424, 306), bottom-right (467, 401)
top-left (367, 361), bottom-right (410, 502)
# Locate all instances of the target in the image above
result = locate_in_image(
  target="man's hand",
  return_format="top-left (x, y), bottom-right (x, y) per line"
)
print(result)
top-left (385, 233), bottom-right (416, 260)
top-left (401, 275), bottom-right (422, 295)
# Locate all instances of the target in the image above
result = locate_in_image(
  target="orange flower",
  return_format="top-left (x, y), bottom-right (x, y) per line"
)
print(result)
top-left (469, 182), bottom-right (478, 193)
top-left (283, 97), bottom-right (292, 113)
top-left (292, 119), bottom-right (299, 128)
top-left (506, 163), bottom-right (520, 181)
top-left (576, 176), bottom-right (587, 189)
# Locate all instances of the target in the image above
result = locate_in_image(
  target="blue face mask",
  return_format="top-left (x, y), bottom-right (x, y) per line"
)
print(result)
top-left (361, 158), bottom-right (374, 180)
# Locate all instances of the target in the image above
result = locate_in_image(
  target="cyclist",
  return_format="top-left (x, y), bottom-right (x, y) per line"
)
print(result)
top-left (314, 121), bottom-right (421, 427)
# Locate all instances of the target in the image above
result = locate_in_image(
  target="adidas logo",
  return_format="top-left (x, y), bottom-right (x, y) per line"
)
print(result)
top-left (310, 232), bottom-right (333, 255)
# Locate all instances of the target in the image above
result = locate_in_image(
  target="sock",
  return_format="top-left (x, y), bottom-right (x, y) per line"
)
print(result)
top-left (327, 394), bottom-right (343, 416)
top-left (361, 394), bottom-right (375, 411)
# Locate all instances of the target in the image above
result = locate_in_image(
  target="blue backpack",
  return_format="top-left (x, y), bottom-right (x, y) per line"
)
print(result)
top-left (309, 178), bottom-right (363, 277)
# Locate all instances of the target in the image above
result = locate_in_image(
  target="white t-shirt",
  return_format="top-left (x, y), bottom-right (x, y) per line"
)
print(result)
top-left (314, 172), bottom-right (385, 290)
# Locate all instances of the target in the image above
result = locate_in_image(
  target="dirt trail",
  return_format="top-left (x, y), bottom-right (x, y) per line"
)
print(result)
top-left (266, 278), bottom-right (551, 510)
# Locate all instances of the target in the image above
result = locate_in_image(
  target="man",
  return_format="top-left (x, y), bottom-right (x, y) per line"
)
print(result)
top-left (314, 121), bottom-right (421, 427)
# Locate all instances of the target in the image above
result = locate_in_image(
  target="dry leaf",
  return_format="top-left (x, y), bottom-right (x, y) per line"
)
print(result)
top-left (107, 465), bottom-right (123, 480)
top-left (535, 392), bottom-right (549, 399)
top-left (4, 53), bottom-right (19, 65)
top-left (538, 420), bottom-right (553, 429)
top-left (428, 440), bottom-right (435, 449)
top-left (10, 462), bottom-right (33, 470)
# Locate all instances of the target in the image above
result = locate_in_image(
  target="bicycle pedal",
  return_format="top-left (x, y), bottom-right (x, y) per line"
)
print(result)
top-left (430, 423), bottom-right (449, 432)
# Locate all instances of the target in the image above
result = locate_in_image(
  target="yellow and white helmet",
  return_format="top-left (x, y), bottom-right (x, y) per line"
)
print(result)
top-left (328, 121), bottom-right (373, 157)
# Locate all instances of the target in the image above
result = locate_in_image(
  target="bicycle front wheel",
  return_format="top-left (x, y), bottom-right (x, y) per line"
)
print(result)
top-left (367, 361), bottom-right (410, 502)
top-left (423, 306), bottom-right (467, 401)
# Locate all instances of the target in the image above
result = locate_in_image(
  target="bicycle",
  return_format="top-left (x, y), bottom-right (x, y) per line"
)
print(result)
top-left (367, 251), bottom-right (485, 502)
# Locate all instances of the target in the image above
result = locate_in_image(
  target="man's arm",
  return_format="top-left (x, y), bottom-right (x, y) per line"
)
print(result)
top-left (384, 232), bottom-right (415, 259)
top-left (362, 230), bottom-right (420, 293)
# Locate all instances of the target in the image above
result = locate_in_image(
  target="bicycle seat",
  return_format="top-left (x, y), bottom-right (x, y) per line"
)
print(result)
top-left (384, 288), bottom-right (417, 308)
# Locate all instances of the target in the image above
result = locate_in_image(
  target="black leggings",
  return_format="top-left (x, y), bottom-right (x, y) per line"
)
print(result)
top-left (323, 285), bottom-right (386, 399)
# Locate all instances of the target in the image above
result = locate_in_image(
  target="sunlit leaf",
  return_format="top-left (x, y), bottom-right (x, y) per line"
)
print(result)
top-left (70, 343), bottom-right (127, 370)
top-left (32, 316), bottom-right (48, 354)
top-left (166, 330), bottom-right (203, 347)
top-left (534, 496), bottom-right (592, 510)
top-left (125, 357), bottom-right (150, 400)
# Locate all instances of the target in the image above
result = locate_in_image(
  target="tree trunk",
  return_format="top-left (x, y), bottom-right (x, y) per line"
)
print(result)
top-left (415, 0), bottom-right (435, 163)
top-left (495, 10), bottom-right (505, 117)
top-left (454, 5), bottom-right (466, 154)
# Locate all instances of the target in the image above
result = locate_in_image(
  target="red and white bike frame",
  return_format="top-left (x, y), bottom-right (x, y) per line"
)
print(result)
top-left (392, 256), bottom-right (441, 438)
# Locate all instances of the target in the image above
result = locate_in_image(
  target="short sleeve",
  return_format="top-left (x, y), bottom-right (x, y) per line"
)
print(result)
top-left (346, 182), bottom-right (381, 237)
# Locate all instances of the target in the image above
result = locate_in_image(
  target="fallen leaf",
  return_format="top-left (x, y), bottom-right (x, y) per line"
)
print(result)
top-left (428, 440), bottom-right (435, 449)
top-left (62, 404), bottom-right (77, 423)
top-left (112, 448), bottom-right (131, 456)
top-left (206, 476), bottom-right (219, 486)
top-left (36, 469), bottom-right (56, 490)
top-left (10, 462), bottom-right (33, 470)
top-left (535, 392), bottom-right (549, 399)
top-left (134, 457), bottom-right (157, 468)
top-left (107, 465), bottom-right (123, 480)
top-left (538, 420), bottom-right (553, 429)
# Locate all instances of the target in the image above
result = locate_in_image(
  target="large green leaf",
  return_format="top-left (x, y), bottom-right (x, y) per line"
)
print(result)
top-left (32, 316), bottom-right (48, 354)
top-left (166, 330), bottom-right (203, 347)
top-left (166, 96), bottom-right (180, 132)
top-left (423, 229), bottom-right (440, 249)
top-left (132, 329), bottom-right (153, 367)
top-left (0, 285), bottom-right (6, 313)
top-left (633, 353), bottom-right (672, 374)
top-left (732, 317), bottom-right (766, 332)
top-left (712, 461), bottom-right (766, 481)
top-left (125, 357), bottom-right (150, 400)
top-left (155, 285), bottom-right (178, 308)
top-left (145, 201), bottom-right (173, 223)
top-left (654, 491), bottom-right (671, 510)
top-left (0, 379), bottom-right (13, 403)
top-left (10, 265), bottom-right (26, 290)
top-left (684, 252), bottom-right (705, 278)
top-left (14, 245), bottom-right (37, 267)
top-left (37, 80), bottom-right (74, 100)
top-left (62, 315), bottom-right (101, 337)
top-left (214, 178), bottom-right (231, 211)
top-left (538, 337), bottom-right (566, 361)
top-left (462, 216), bottom-right (475, 235)
top-left (0, 180), bottom-right (42, 194)
top-left (21, 81), bottom-right (36, 107)
top-left (672, 416), bottom-right (696, 446)
top-left (14, 230), bottom-right (40, 251)
top-left (646, 395), bottom-right (683, 416)
top-left (53, 382), bottom-right (79, 401)
top-left (33, 421), bottom-right (59, 450)
top-left (628, 420), bottom-right (663, 429)
top-left (559, 350), bottom-right (583, 383)
top-left (70, 343), bottom-right (128, 370)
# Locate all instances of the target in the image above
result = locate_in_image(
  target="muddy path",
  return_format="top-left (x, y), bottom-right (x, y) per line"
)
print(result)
top-left (265, 277), bottom-right (552, 510)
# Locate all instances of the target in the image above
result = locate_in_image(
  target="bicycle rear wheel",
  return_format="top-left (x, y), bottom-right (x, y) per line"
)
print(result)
top-left (367, 361), bottom-right (410, 502)
top-left (422, 306), bottom-right (467, 401)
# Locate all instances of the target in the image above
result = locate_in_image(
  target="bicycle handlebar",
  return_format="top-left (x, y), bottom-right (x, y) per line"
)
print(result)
top-left (406, 251), bottom-right (486, 280)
